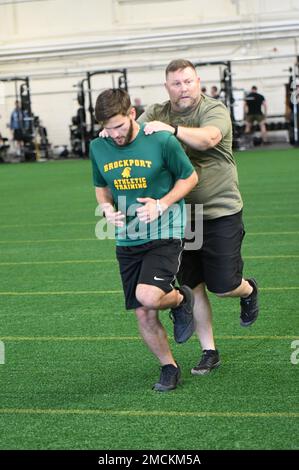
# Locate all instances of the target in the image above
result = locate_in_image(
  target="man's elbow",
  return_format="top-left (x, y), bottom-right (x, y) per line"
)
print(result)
top-left (199, 139), bottom-right (217, 151)
top-left (199, 128), bottom-right (222, 150)
top-left (211, 135), bottom-right (222, 149)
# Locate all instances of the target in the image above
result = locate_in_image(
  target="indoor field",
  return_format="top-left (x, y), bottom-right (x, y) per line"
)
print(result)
top-left (0, 147), bottom-right (298, 450)
top-left (0, 0), bottom-right (299, 456)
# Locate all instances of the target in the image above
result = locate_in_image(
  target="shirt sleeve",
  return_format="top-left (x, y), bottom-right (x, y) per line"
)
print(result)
top-left (89, 144), bottom-right (107, 188)
top-left (163, 134), bottom-right (195, 180)
top-left (137, 104), bottom-right (159, 124)
top-left (199, 102), bottom-right (231, 138)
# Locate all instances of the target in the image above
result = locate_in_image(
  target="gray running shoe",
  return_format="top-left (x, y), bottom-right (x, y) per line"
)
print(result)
top-left (170, 285), bottom-right (195, 344)
top-left (153, 363), bottom-right (181, 392)
top-left (191, 349), bottom-right (221, 375)
top-left (240, 278), bottom-right (259, 327)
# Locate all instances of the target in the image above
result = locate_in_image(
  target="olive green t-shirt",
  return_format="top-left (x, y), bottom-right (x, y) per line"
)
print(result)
top-left (90, 124), bottom-right (194, 246)
top-left (138, 95), bottom-right (243, 220)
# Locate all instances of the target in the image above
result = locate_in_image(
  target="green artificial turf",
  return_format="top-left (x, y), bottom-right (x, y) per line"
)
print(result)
top-left (0, 148), bottom-right (298, 450)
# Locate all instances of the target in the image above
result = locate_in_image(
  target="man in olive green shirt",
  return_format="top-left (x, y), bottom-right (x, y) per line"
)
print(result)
top-left (138, 59), bottom-right (259, 375)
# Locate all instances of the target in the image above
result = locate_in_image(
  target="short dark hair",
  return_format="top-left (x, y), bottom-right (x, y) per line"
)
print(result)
top-left (251, 86), bottom-right (258, 91)
top-left (165, 59), bottom-right (196, 78)
top-left (95, 88), bottom-right (131, 123)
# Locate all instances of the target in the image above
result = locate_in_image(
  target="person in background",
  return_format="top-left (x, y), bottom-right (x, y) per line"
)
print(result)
top-left (133, 97), bottom-right (145, 119)
top-left (244, 86), bottom-right (268, 144)
top-left (210, 85), bottom-right (220, 99)
top-left (10, 100), bottom-right (24, 156)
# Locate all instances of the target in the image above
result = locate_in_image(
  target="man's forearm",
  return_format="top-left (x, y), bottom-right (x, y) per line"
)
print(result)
top-left (160, 171), bottom-right (198, 210)
top-left (95, 186), bottom-right (125, 227)
top-left (143, 120), bottom-right (222, 151)
top-left (95, 187), bottom-right (114, 212)
top-left (176, 125), bottom-right (222, 150)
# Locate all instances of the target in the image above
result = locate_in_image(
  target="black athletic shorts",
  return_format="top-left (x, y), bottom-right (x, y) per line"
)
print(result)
top-left (177, 210), bottom-right (245, 294)
top-left (13, 129), bottom-right (23, 142)
top-left (116, 239), bottom-right (184, 310)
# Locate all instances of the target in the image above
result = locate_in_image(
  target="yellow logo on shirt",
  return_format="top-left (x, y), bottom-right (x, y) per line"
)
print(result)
top-left (114, 177), bottom-right (147, 190)
top-left (122, 167), bottom-right (131, 178)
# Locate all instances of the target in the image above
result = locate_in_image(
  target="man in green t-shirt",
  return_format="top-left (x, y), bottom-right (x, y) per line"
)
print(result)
top-left (90, 88), bottom-right (198, 391)
top-left (138, 59), bottom-right (259, 375)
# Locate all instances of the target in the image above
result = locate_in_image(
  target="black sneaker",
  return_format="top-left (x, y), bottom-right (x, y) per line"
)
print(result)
top-left (153, 363), bottom-right (181, 392)
top-left (191, 349), bottom-right (220, 375)
top-left (240, 278), bottom-right (259, 327)
top-left (169, 285), bottom-right (195, 344)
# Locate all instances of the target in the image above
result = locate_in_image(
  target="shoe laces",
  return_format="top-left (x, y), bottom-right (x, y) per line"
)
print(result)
top-left (159, 364), bottom-right (177, 383)
top-left (242, 299), bottom-right (252, 312)
top-left (197, 350), bottom-right (217, 365)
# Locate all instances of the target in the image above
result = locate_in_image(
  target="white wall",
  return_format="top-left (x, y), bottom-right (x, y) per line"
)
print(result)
top-left (0, 0), bottom-right (298, 145)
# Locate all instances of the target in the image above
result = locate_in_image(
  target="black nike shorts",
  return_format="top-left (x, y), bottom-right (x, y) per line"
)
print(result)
top-left (177, 210), bottom-right (245, 294)
top-left (116, 239), bottom-right (184, 310)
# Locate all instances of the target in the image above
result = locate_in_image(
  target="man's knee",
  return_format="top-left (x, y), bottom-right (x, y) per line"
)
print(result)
top-left (260, 122), bottom-right (267, 131)
top-left (135, 284), bottom-right (162, 310)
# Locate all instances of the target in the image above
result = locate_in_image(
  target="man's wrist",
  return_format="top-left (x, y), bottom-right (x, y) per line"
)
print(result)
top-left (156, 199), bottom-right (163, 216)
top-left (157, 199), bottom-right (169, 215)
top-left (101, 202), bottom-right (114, 215)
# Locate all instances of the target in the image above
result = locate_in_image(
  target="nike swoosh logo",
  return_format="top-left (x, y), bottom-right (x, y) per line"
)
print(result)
top-left (154, 276), bottom-right (165, 281)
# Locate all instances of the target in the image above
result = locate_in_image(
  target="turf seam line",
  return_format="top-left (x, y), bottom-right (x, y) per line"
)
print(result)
top-left (1, 214), bottom-right (299, 228)
top-left (1, 255), bottom-right (299, 266)
top-left (1, 214), bottom-right (299, 227)
top-left (0, 231), bottom-right (299, 244)
top-left (0, 408), bottom-right (297, 418)
top-left (0, 290), bottom-right (123, 296)
top-left (0, 260), bottom-right (116, 266)
top-left (1, 335), bottom-right (298, 341)
top-left (1, 222), bottom-right (95, 228)
top-left (0, 287), bottom-right (298, 296)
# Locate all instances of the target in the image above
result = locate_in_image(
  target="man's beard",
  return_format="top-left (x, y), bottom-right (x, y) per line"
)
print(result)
top-left (115, 119), bottom-right (134, 146)
top-left (175, 95), bottom-right (198, 112)
top-left (124, 119), bottom-right (134, 145)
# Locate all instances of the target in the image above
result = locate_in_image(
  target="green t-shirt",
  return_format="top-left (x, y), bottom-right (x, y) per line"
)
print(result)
top-left (138, 95), bottom-right (243, 220)
top-left (90, 124), bottom-right (194, 246)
